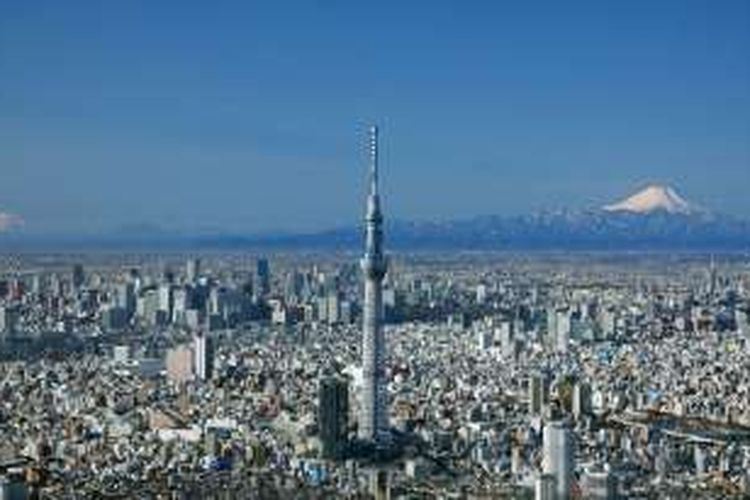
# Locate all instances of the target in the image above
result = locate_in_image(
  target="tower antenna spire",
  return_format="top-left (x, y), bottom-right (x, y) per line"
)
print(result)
top-left (369, 125), bottom-right (379, 197)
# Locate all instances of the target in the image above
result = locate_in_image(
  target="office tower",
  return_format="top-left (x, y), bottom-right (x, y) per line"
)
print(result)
top-left (543, 420), bottom-right (574, 500)
top-left (209, 287), bottom-right (222, 315)
top-left (476, 284), bottom-right (487, 304)
top-left (158, 284), bottom-right (172, 318)
top-left (572, 381), bottom-right (592, 421)
top-left (319, 376), bottom-right (349, 460)
top-left (736, 308), bottom-right (748, 337)
top-left (186, 258), bottom-right (201, 283)
top-left (709, 255), bottom-right (717, 297)
top-left (30, 274), bottom-right (41, 296)
top-left (529, 372), bottom-right (548, 417)
top-left (138, 289), bottom-right (164, 326)
top-left (497, 320), bottom-right (515, 358)
top-left (284, 271), bottom-right (304, 303)
top-left (316, 296), bottom-right (329, 323)
top-left (72, 264), bottom-right (85, 289)
top-left (115, 282), bottom-right (134, 316)
top-left (358, 125), bottom-right (389, 445)
top-left (598, 308), bottom-right (616, 340)
top-left (0, 306), bottom-right (19, 336)
top-left (556, 308), bottom-right (571, 352)
top-left (546, 306), bottom-right (557, 347)
top-left (340, 300), bottom-right (352, 324)
top-left (0, 306), bottom-right (7, 335)
top-left (241, 274), bottom-right (254, 299)
top-left (162, 265), bottom-right (175, 284)
top-left (256, 258), bottom-right (271, 296)
top-left (193, 331), bottom-right (214, 381)
top-left (327, 293), bottom-right (341, 324)
top-left (270, 299), bottom-right (288, 325)
top-left (477, 329), bottom-right (493, 351)
top-left (102, 306), bottom-right (129, 330)
top-left (172, 288), bottom-right (189, 323)
top-left (48, 273), bottom-right (61, 297)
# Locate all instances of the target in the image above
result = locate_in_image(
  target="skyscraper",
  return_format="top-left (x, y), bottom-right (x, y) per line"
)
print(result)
top-left (193, 331), bottom-right (214, 381)
top-left (256, 258), bottom-right (271, 296)
top-left (572, 381), bottom-right (592, 421)
top-left (529, 372), bottom-right (549, 417)
top-left (319, 375), bottom-right (349, 460)
top-left (72, 264), bottom-right (85, 290)
top-left (543, 420), bottom-right (574, 500)
top-left (358, 125), bottom-right (389, 445)
top-left (186, 258), bottom-right (201, 284)
top-left (555, 308), bottom-right (571, 352)
top-left (115, 282), bottom-right (136, 319)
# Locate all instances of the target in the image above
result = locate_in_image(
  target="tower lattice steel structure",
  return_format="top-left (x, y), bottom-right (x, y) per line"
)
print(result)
top-left (358, 125), bottom-right (389, 445)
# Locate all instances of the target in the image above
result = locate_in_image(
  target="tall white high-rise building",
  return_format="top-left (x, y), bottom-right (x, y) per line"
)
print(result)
top-left (158, 284), bottom-right (172, 316)
top-left (358, 125), bottom-right (389, 446)
top-left (543, 420), bottom-right (574, 500)
top-left (193, 331), bottom-right (213, 381)
top-left (736, 308), bottom-right (748, 337)
top-left (556, 308), bottom-right (571, 352)
top-left (186, 258), bottom-right (201, 283)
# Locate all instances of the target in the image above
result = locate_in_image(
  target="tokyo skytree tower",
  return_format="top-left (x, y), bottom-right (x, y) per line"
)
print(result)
top-left (358, 125), bottom-right (389, 445)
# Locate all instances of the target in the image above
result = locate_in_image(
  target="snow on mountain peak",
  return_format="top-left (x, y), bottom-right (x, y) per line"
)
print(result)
top-left (603, 184), bottom-right (694, 215)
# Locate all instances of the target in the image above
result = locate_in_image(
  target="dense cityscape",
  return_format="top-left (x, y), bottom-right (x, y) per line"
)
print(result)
top-left (2, 248), bottom-right (750, 498)
top-left (1, 128), bottom-right (749, 499)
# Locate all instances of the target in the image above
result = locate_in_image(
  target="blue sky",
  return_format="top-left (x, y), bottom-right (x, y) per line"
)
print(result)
top-left (1, 0), bottom-right (748, 235)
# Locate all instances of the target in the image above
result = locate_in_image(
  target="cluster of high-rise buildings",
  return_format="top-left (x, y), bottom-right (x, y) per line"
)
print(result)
top-left (2, 128), bottom-right (750, 499)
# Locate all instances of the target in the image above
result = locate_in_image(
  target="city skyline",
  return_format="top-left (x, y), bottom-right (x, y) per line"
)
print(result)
top-left (1, 0), bottom-right (749, 235)
top-left (2, 2), bottom-right (750, 497)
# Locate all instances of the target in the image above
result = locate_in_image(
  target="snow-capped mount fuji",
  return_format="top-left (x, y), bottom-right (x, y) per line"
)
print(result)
top-left (603, 184), bottom-right (697, 215)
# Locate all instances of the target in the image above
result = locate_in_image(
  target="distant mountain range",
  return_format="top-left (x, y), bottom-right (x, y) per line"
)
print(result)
top-left (195, 184), bottom-right (750, 251)
top-left (3, 185), bottom-right (750, 251)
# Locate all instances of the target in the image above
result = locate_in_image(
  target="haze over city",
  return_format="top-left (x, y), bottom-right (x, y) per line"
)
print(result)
top-left (1, 0), bottom-right (749, 236)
